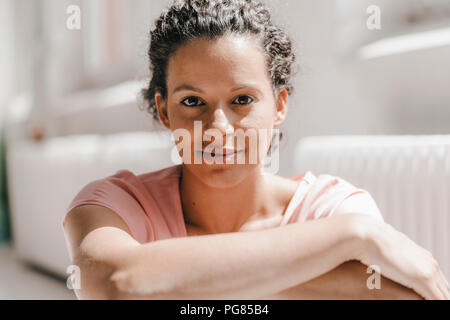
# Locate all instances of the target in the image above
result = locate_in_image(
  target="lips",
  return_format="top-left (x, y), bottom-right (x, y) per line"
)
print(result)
top-left (198, 148), bottom-right (244, 156)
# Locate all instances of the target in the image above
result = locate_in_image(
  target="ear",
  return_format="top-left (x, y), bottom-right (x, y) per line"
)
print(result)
top-left (273, 88), bottom-right (289, 128)
top-left (155, 91), bottom-right (171, 130)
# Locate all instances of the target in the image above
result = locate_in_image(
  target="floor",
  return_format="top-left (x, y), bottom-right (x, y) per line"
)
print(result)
top-left (0, 243), bottom-right (76, 299)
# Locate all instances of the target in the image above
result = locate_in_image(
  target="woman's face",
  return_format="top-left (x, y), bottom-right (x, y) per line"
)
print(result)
top-left (155, 34), bottom-right (288, 188)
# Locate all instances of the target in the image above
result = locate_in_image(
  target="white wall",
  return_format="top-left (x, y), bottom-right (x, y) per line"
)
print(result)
top-left (263, 0), bottom-right (385, 176)
top-left (264, 0), bottom-right (450, 176)
top-left (0, 0), bottom-right (15, 130)
top-left (5, 0), bottom-right (448, 177)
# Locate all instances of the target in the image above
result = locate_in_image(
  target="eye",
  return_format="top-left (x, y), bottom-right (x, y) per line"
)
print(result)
top-left (232, 95), bottom-right (254, 105)
top-left (180, 96), bottom-right (205, 107)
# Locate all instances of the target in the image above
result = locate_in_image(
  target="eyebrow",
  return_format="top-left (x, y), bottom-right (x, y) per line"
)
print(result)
top-left (172, 83), bottom-right (263, 95)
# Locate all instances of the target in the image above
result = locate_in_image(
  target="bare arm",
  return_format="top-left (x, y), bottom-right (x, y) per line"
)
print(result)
top-left (265, 260), bottom-right (423, 300)
top-left (64, 204), bottom-right (365, 299)
top-left (65, 205), bottom-right (448, 300)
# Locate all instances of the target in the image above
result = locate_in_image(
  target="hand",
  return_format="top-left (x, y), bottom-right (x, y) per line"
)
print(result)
top-left (350, 214), bottom-right (450, 300)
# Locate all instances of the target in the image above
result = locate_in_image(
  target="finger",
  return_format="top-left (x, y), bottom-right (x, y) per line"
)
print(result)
top-left (439, 270), bottom-right (450, 292)
top-left (436, 278), bottom-right (450, 300)
top-left (415, 283), bottom-right (434, 300)
top-left (437, 269), bottom-right (450, 299)
top-left (440, 282), bottom-right (450, 300)
top-left (439, 269), bottom-right (450, 289)
top-left (439, 278), bottom-right (450, 300)
top-left (444, 288), bottom-right (450, 300)
top-left (419, 280), bottom-right (445, 300)
top-left (430, 281), bottom-right (445, 300)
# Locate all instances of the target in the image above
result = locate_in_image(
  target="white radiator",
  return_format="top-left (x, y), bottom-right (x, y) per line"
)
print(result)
top-left (294, 135), bottom-right (450, 279)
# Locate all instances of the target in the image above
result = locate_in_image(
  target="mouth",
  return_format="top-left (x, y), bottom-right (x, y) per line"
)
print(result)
top-left (196, 149), bottom-right (245, 157)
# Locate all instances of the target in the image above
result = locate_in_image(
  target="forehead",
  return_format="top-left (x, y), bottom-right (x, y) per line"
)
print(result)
top-left (166, 35), bottom-right (270, 89)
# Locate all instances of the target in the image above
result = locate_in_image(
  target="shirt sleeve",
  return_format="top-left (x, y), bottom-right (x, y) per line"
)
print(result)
top-left (332, 189), bottom-right (384, 222)
top-left (61, 171), bottom-right (151, 246)
top-left (297, 173), bottom-right (384, 223)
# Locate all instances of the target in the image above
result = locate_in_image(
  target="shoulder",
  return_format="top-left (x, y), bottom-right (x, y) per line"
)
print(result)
top-left (73, 164), bottom-right (182, 198)
top-left (63, 165), bottom-right (183, 244)
top-left (292, 171), bottom-right (384, 223)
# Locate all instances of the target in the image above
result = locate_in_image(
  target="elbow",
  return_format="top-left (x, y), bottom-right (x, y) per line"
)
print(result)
top-left (109, 269), bottom-right (138, 299)
top-left (73, 267), bottom-right (138, 300)
top-left (73, 274), bottom-right (119, 300)
top-left (74, 246), bottom-right (180, 299)
top-left (74, 271), bottom-right (122, 300)
top-left (75, 267), bottom-right (142, 300)
top-left (71, 254), bottom-right (129, 300)
top-left (109, 267), bottom-right (172, 300)
top-left (109, 267), bottom-right (198, 300)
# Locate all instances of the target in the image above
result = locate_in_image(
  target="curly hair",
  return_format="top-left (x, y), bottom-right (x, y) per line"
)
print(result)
top-left (140, 0), bottom-right (298, 154)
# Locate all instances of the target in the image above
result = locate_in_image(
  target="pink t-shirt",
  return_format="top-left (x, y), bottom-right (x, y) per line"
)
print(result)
top-left (61, 164), bottom-right (383, 259)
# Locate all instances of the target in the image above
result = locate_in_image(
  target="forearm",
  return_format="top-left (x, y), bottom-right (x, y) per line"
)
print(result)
top-left (111, 214), bottom-right (363, 299)
top-left (268, 261), bottom-right (423, 300)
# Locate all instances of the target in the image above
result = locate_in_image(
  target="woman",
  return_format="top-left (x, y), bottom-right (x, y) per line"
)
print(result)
top-left (62, 0), bottom-right (449, 300)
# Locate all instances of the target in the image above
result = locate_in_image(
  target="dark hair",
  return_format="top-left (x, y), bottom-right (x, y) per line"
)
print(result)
top-left (141, 0), bottom-right (298, 153)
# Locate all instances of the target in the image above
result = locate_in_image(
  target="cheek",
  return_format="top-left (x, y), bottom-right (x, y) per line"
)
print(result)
top-left (236, 110), bottom-right (274, 155)
top-left (238, 105), bottom-right (275, 131)
top-left (167, 105), bottom-right (196, 130)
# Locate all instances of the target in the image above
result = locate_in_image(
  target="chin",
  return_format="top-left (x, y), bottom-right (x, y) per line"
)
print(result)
top-left (185, 163), bottom-right (260, 189)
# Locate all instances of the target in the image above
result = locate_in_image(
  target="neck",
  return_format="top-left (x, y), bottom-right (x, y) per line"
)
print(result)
top-left (180, 164), bottom-right (273, 234)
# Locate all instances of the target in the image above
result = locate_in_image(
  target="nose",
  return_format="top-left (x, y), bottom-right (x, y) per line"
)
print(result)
top-left (203, 108), bottom-right (236, 147)
top-left (207, 108), bottom-right (234, 136)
